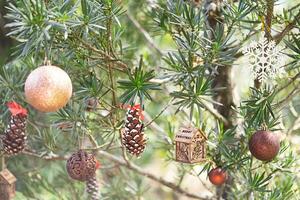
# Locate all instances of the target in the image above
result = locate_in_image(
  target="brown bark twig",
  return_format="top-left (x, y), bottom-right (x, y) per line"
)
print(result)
top-left (144, 112), bottom-right (166, 134)
top-left (276, 86), bottom-right (300, 109)
top-left (202, 101), bottom-right (230, 126)
top-left (89, 131), bottom-right (210, 199)
top-left (276, 72), bottom-right (300, 94)
top-left (286, 116), bottom-right (300, 135)
top-left (21, 142), bottom-right (212, 199)
top-left (145, 99), bottom-right (173, 127)
top-left (96, 150), bottom-right (212, 200)
top-left (22, 150), bottom-right (68, 161)
top-left (127, 13), bottom-right (163, 56)
top-left (274, 10), bottom-right (300, 44)
top-left (77, 37), bottom-right (128, 70)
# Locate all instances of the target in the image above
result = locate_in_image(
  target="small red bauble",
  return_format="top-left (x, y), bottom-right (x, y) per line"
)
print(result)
top-left (208, 167), bottom-right (228, 186)
top-left (249, 130), bottom-right (280, 161)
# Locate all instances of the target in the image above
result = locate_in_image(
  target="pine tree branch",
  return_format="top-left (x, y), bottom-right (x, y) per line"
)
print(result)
top-left (274, 10), bottom-right (300, 44)
top-left (202, 101), bottom-right (230, 126)
top-left (106, 8), bottom-right (118, 124)
top-left (276, 86), bottom-right (300, 109)
top-left (77, 37), bottom-right (128, 70)
top-left (119, 129), bottom-right (130, 165)
top-left (23, 147), bottom-right (212, 199)
top-left (145, 99), bottom-right (173, 127)
top-left (144, 112), bottom-right (166, 134)
top-left (276, 72), bottom-right (300, 94)
top-left (22, 150), bottom-right (68, 161)
top-left (127, 13), bottom-right (163, 56)
top-left (287, 115), bottom-right (300, 135)
top-left (96, 150), bottom-right (212, 200)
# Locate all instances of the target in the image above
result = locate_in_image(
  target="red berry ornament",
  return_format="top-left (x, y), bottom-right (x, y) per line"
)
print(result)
top-left (2, 102), bottom-right (28, 155)
top-left (249, 130), bottom-right (280, 161)
top-left (208, 167), bottom-right (228, 186)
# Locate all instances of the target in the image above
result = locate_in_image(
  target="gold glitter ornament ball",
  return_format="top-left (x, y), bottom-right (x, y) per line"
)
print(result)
top-left (25, 65), bottom-right (72, 112)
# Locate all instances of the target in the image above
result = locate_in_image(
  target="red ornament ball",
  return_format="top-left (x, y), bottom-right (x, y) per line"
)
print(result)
top-left (208, 167), bottom-right (228, 186)
top-left (249, 130), bottom-right (280, 161)
top-left (25, 65), bottom-right (72, 112)
top-left (66, 150), bottom-right (97, 182)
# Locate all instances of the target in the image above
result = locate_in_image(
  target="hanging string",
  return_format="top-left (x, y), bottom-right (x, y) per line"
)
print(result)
top-left (43, 56), bottom-right (51, 66)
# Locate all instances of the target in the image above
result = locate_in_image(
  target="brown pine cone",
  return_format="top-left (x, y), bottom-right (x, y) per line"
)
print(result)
top-left (2, 102), bottom-right (28, 155)
top-left (122, 105), bottom-right (147, 157)
top-left (66, 150), bottom-right (97, 181)
top-left (86, 176), bottom-right (100, 200)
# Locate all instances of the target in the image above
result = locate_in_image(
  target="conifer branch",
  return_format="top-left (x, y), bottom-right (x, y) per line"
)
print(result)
top-left (77, 37), bottom-right (128, 70)
top-left (85, 132), bottom-right (211, 199)
top-left (287, 116), bottom-right (300, 135)
top-left (144, 112), bottom-right (166, 134)
top-left (274, 10), bottom-right (300, 44)
top-left (145, 99), bottom-right (173, 127)
top-left (276, 72), bottom-right (300, 94)
top-left (202, 101), bottom-right (230, 126)
top-left (127, 13), bottom-right (163, 56)
top-left (22, 150), bottom-right (68, 161)
top-left (276, 86), bottom-right (300, 109)
top-left (96, 150), bottom-right (212, 200)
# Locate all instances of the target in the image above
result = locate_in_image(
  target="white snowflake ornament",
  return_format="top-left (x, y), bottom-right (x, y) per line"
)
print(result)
top-left (242, 34), bottom-right (285, 83)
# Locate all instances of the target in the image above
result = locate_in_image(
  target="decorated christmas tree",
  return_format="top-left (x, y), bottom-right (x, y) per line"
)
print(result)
top-left (0, 0), bottom-right (300, 199)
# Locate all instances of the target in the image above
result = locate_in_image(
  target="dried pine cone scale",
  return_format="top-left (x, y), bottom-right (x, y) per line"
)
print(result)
top-left (86, 176), bottom-right (100, 200)
top-left (2, 102), bottom-right (28, 155)
top-left (122, 105), bottom-right (147, 157)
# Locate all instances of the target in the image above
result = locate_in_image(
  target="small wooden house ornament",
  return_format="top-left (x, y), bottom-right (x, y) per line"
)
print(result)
top-left (0, 169), bottom-right (17, 200)
top-left (175, 126), bottom-right (207, 163)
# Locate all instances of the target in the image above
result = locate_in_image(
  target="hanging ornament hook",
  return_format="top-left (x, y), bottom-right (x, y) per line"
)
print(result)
top-left (43, 57), bottom-right (51, 66)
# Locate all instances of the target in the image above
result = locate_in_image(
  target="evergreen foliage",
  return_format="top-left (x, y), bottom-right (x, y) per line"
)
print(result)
top-left (0, 0), bottom-right (300, 199)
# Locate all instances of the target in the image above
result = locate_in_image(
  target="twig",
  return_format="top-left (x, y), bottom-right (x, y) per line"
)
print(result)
top-left (202, 101), bottom-right (230, 126)
top-left (144, 112), bottom-right (166, 134)
top-left (287, 116), bottom-right (300, 135)
top-left (145, 99), bottom-right (173, 127)
top-left (21, 146), bottom-right (211, 199)
top-left (274, 10), bottom-right (300, 44)
top-left (119, 129), bottom-right (130, 165)
top-left (276, 72), bottom-right (300, 94)
top-left (85, 134), bottom-right (111, 151)
top-left (190, 169), bottom-right (214, 194)
top-left (77, 37), bottom-right (128, 70)
top-left (22, 150), bottom-right (68, 161)
top-left (96, 150), bottom-right (212, 200)
top-left (106, 11), bottom-right (118, 125)
top-left (276, 86), bottom-right (300, 109)
top-left (127, 13), bottom-right (163, 56)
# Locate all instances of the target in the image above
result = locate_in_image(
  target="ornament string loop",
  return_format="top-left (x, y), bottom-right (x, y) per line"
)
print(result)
top-left (43, 57), bottom-right (51, 66)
